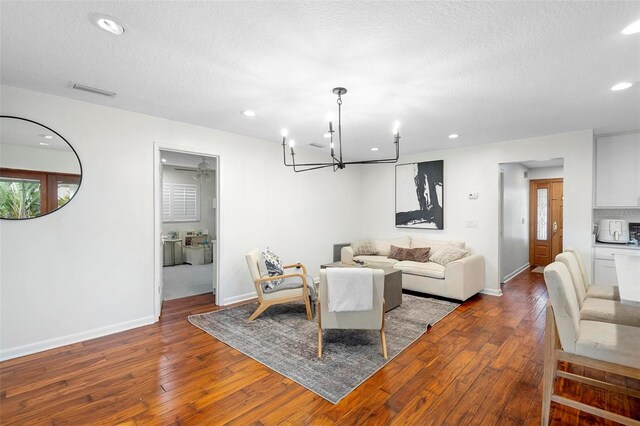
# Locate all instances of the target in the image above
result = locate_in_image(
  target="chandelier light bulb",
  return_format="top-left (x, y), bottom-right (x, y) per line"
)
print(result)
top-left (326, 111), bottom-right (335, 123)
top-left (323, 132), bottom-right (331, 138)
top-left (393, 120), bottom-right (400, 135)
top-left (289, 139), bottom-right (295, 148)
top-left (281, 128), bottom-right (288, 137)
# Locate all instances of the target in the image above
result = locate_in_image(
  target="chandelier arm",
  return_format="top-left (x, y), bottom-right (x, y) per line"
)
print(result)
top-left (292, 163), bottom-right (337, 173)
top-left (286, 160), bottom-right (348, 167)
top-left (282, 139), bottom-right (292, 166)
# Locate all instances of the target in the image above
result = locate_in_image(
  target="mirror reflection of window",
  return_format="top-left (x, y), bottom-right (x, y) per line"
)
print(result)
top-left (0, 116), bottom-right (82, 219)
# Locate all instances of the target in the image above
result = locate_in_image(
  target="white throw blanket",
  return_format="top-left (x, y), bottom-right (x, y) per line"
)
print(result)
top-left (326, 268), bottom-right (373, 312)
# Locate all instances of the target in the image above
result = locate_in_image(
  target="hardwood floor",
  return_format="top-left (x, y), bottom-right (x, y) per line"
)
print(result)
top-left (1, 270), bottom-right (638, 425)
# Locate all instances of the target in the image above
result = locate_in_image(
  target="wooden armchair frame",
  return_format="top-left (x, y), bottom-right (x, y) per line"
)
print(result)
top-left (249, 262), bottom-right (312, 321)
top-left (542, 303), bottom-right (640, 425)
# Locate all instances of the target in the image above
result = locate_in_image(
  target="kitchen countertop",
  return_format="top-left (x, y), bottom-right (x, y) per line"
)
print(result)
top-left (593, 242), bottom-right (640, 250)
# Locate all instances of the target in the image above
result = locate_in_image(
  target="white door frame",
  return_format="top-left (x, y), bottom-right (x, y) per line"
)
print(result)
top-left (153, 142), bottom-right (221, 318)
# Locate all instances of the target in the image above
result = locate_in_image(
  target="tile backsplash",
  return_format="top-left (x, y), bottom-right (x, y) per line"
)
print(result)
top-left (593, 208), bottom-right (640, 223)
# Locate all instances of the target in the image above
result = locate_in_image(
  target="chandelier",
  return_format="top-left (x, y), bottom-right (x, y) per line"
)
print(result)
top-left (281, 87), bottom-right (400, 172)
top-left (193, 157), bottom-right (214, 181)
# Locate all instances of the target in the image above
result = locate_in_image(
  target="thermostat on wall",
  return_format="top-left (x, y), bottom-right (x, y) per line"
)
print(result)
top-left (468, 192), bottom-right (478, 199)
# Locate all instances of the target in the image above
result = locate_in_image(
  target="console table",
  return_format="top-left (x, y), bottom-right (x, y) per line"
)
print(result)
top-left (320, 262), bottom-right (403, 311)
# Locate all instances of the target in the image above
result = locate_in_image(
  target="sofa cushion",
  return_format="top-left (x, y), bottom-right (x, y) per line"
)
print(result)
top-left (411, 238), bottom-right (466, 250)
top-left (429, 246), bottom-right (469, 266)
top-left (389, 245), bottom-right (431, 262)
top-left (354, 255), bottom-right (399, 268)
top-left (374, 236), bottom-right (411, 256)
top-left (351, 239), bottom-right (378, 256)
top-left (393, 260), bottom-right (446, 279)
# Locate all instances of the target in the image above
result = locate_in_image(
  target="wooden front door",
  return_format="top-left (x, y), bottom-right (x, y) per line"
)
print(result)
top-left (529, 179), bottom-right (563, 267)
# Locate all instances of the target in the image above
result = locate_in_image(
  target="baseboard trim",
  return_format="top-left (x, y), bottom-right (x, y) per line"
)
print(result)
top-left (481, 288), bottom-right (503, 297)
top-left (503, 263), bottom-right (530, 283)
top-left (0, 316), bottom-right (156, 361)
top-left (222, 291), bottom-right (257, 306)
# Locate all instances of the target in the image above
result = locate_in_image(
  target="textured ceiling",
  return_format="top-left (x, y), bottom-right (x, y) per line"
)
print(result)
top-left (1, 1), bottom-right (639, 159)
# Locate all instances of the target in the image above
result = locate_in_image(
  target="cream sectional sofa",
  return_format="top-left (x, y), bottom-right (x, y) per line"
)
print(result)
top-left (341, 236), bottom-right (484, 301)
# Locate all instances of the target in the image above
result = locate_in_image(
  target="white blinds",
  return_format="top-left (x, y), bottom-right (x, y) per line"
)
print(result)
top-left (162, 183), bottom-right (199, 222)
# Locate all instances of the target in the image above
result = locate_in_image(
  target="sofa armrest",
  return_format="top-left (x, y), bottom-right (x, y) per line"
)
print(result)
top-left (444, 254), bottom-right (485, 300)
top-left (341, 246), bottom-right (354, 265)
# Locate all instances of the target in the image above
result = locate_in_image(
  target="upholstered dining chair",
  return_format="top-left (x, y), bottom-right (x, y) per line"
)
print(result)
top-left (542, 262), bottom-right (640, 425)
top-left (555, 252), bottom-right (639, 327)
top-left (245, 249), bottom-right (314, 321)
top-left (317, 269), bottom-right (387, 359)
top-left (564, 248), bottom-right (620, 301)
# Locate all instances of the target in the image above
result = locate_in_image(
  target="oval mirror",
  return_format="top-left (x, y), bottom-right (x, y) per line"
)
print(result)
top-left (0, 116), bottom-right (82, 219)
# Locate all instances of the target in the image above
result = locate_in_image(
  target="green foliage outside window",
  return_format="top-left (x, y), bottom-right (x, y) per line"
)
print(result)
top-left (0, 180), bottom-right (41, 219)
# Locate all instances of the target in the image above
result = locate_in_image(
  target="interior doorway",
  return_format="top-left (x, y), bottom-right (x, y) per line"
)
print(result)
top-left (154, 145), bottom-right (220, 318)
top-left (498, 159), bottom-right (564, 284)
top-left (529, 179), bottom-right (563, 267)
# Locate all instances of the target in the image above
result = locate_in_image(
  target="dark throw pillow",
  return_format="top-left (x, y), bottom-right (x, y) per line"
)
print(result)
top-left (389, 245), bottom-right (431, 262)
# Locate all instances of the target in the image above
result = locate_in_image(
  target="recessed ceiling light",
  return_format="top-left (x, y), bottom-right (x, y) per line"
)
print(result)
top-left (448, 134), bottom-right (459, 139)
top-left (611, 82), bottom-right (633, 91)
top-left (242, 110), bottom-right (256, 117)
top-left (622, 19), bottom-right (640, 35)
top-left (370, 147), bottom-right (379, 151)
top-left (89, 13), bottom-right (125, 35)
top-left (323, 132), bottom-right (331, 138)
top-left (161, 158), bottom-right (167, 163)
top-left (39, 142), bottom-right (50, 146)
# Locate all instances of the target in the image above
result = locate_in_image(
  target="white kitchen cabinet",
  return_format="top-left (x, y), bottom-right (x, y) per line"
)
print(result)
top-left (594, 258), bottom-right (619, 285)
top-left (593, 245), bottom-right (640, 286)
top-left (595, 132), bottom-right (640, 207)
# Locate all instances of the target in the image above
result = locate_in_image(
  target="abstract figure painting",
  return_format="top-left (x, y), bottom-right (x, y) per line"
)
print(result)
top-left (395, 160), bottom-right (444, 229)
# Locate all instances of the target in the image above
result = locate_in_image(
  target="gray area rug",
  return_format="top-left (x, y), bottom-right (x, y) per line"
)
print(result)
top-left (189, 294), bottom-right (459, 404)
top-left (163, 264), bottom-right (214, 300)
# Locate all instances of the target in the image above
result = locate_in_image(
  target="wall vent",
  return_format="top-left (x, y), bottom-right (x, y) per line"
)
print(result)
top-left (72, 83), bottom-right (116, 97)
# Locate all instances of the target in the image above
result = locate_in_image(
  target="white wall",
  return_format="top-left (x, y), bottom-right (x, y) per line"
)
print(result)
top-left (358, 130), bottom-right (594, 295)
top-left (0, 86), bottom-right (363, 359)
top-left (528, 166), bottom-right (564, 180)
top-left (500, 163), bottom-right (530, 281)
